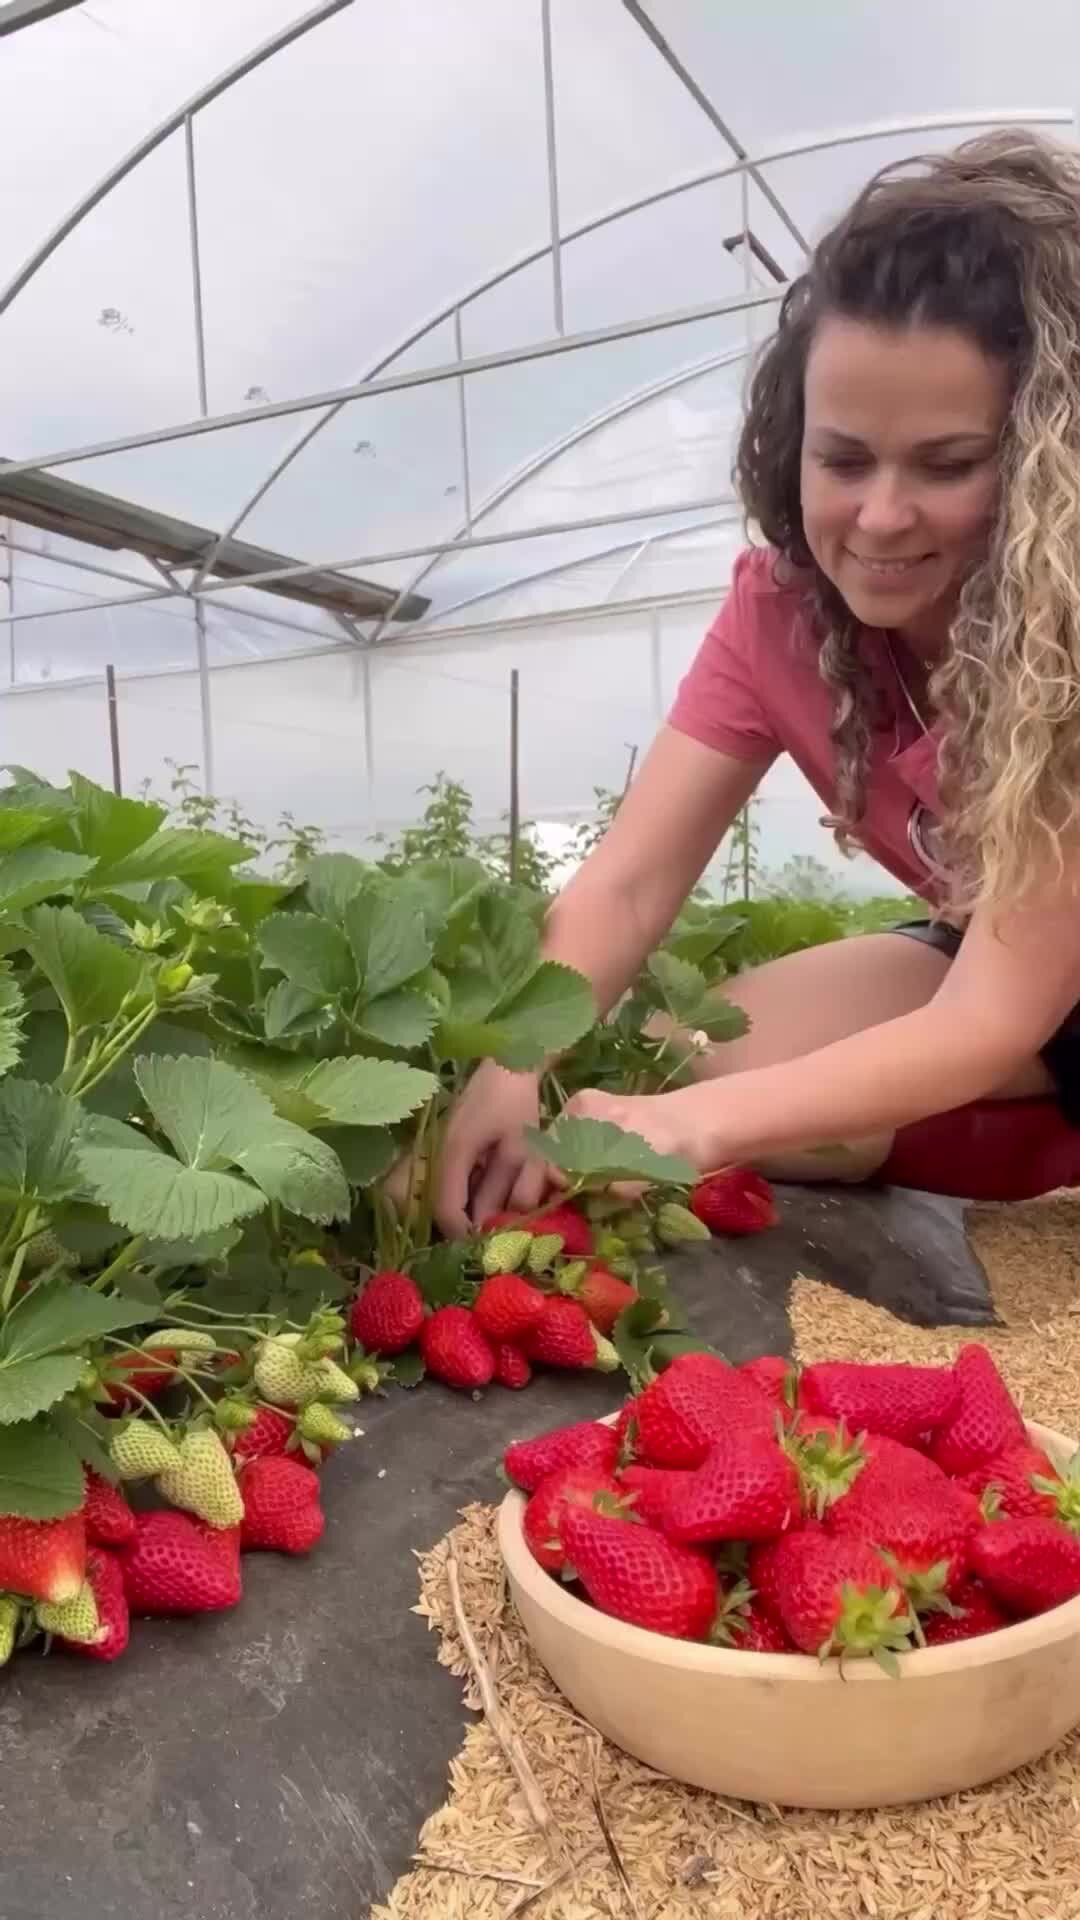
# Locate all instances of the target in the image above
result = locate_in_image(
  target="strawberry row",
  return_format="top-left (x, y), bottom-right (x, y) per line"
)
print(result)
top-left (505, 1345), bottom-right (1080, 1667)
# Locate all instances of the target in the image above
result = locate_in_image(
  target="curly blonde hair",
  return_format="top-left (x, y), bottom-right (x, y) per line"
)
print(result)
top-left (736, 128), bottom-right (1080, 914)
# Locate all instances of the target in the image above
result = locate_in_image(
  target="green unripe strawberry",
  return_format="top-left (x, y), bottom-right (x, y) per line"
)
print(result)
top-left (253, 1338), bottom-right (308, 1406)
top-left (297, 1357), bottom-right (359, 1407)
top-left (110, 1421), bottom-right (182, 1480)
top-left (0, 1594), bottom-right (20, 1665)
top-left (213, 1396), bottom-right (258, 1434)
top-left (655, 1202), bottom-right (711, 1248)
top-left (36, 1581), bottom-right (103, 1646)
top-left (24, 1229), bottom-right (72, 1273)
top-left (526, 1233), bottom-right (564, 1276)
top-left (298, 1403), bottom-right (353, 1449)
top-left (483, 1230), bottom-right (532, 1277)
top-left (141, 1328), bottom-right (218, 1354)
top-left (157, 961), bottom-right (194, 999)
top-left (156, 1429), bottom-right (243, 1530)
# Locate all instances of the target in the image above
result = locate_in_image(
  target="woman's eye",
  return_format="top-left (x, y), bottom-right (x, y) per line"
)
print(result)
top-left (818, 455), bottom-right (870, 474)
top-left (922, 460), bottom-right (978, 480)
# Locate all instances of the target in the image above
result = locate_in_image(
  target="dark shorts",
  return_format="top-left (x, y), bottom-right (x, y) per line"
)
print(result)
top-left (893, 920), bottom-right (1080, 1125)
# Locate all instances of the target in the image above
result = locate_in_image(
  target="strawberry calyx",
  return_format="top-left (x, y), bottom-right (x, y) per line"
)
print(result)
top-left (707, 1577), bottom-right (757, 1647)
top-left (785, 1416), bottom-right (867, 1518)
top-left (1032, 1449), bottom-right (1080, 1533)
top-left (820, 1580), bottom-right (918, 1676)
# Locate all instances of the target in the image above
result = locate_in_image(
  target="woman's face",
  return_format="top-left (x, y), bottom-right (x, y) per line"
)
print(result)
top-left (800, 315), bottom-right (1008, 652)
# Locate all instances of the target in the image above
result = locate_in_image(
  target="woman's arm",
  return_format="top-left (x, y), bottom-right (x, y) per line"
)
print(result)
top-left (538, 726), bottom-right (765, 1017)
top-left (565, 873), bottom-right (1080, 1170)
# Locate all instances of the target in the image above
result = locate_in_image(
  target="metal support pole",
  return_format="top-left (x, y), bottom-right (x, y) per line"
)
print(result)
top-left (452, 307), bottom-right (473, 532)
top-left (105, 664), bottom-right (122, 794)
top-left (509, 668), bottom-right (521, 882)
top-left (194, 599), bottom-right (214, 796)
top-left (539, 0), bottom-right (564, 334)
top-left (3, 521), bottom-right (14, 686)
top-left (184, 114), bottom-right (209, 419)
top-left (361, 652), bottom-right (376, 835)
top-left (620, 743), bottom-right (639, 801)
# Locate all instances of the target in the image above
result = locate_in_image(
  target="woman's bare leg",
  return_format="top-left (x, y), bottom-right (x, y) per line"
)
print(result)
top-left (660, 933), bottom-right (1054, 1183)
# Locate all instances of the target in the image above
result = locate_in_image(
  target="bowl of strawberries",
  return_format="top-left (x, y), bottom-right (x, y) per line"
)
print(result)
top-left (498, 1344), bottom-right (1080, 1809)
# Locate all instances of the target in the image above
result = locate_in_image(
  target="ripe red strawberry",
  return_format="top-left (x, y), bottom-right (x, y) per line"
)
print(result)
top-left (618, 1462), bottom-right (689, 1531)
top-left (785, 1416), bottom-right (868, 1517)
top-left (689, 1167), bottom-right (777, 1236)
top-left (739, 1354), bottom-right (798, 1421)
top-left (922, 1579), bottom-right (1009, 1646)
top-left (634, 1353), bottom-right (775, 1469)
top-left (800, 1361), bottom-right (957, 1444)
top-left (665, 1434), bottom-right (800, 1545)
top-left (523, 1465), bottom-right (624, 1574)
top-left (959, 1445), bottom-right (1064, 1523)
top-left (504, 1419), bottom-right (620, 1492)
top-left (523, 1296), bottom-right (617, 1372)
top-left (827, 1473), bottom-right (979, 1602)
top-left (493, 1343), bottom-right (532, 1390)
top-left (240, 1456), bottom-right (324, 1555)
top-left (229, 1405), bottom-right (296, 1464)
top-left (775, 1530), bottom-right (916, 1667)
top-left (121, 1511), bottom-right (242, 1615)
top-left (473, 1273), bottom-right (545, 1343)
top-left (930, 1344), bottom-right (1026, 1476)
top-left (82, 1468), bottom-right (137, 1547)
top-left (575, 1266), bottom-right (639, 1336)
top-left (100, 1347), bottom-right (179, 1410)
top-left (484, 1203), bottom-right (594, 1258)
top-left (561, 1503), bottom-right (719, 1640)
top-left (420, 1306), bottom-right (496, 1390)
top-left (349, 1270), bottom-right (424, 1356)
top-left (971, 1516), bottom-right (1080, 1616)
top-left (0, 1512), bottom-right (86, 1604)
top-left (749, 1527), bottom-right (816, 1625)
top-left (62, 1547), bottom-right (129, 1662)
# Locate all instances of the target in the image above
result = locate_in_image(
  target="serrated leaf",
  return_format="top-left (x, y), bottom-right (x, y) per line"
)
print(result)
top-left (133, 1054), bottom-right (277, 1168)
top-left (258, 912), bottom-right (355, 997)
top-left (141, 1227), bottom-right (241, 1269)
top-left (0, 846), bottom-right (95, 913)
top-left (51, 1202), bottom-right (126, 1258)
top-left (647, 950), bottom-right (711, 1019)
top-left (611, 1296), bottom-right (668, 1387)
top-left (411, 1239), bottom-right (471, 1308)
top-left (474, 893), bottom-right (541, 1003)
top-left (22, 904), bottom-right (146, 1032)
top-left (0, 1353), bottom-right (87, 1425)
top-left (388, 1350), bottom-right (426, 1388)
top-left (93, 827), bottom-right (253, 886)
top-left (0, 1077), bottom-right (84, 1206)
top-left (524, 1117), bottom-right (697, 1189)
top-left (0, 1277), bottom-right (151, 1363)
top-left (316, 1126), bottom-right (396, 1189)
top-left (0, 809), bottom-right (60, 852)
top-left (354, 989), bottom-right (437, 1051)
top-left (263, 980), bottom-right (333, 1043)
top-left (693, 996), bottom-right (749, 1042)
top-left (0, 1418), bottom-right (85, 1518)
top-left (437, 961), bottom-right (595, 1071)
top-left (68, 774), bottom-right (164, 865)
top-left (79, 1135), bottom-right (266, 1240)
top-left (231, 1126), bottom-right (350, 1225)
top-left (303, 852), bottom-right (373, 925)
top-left (49, 1400), bottom-right (119, 1483)
top-left (398, 857), bottom-right (493, 942)
top-left (219, 876), bottom-right (291, 930)
top-left (298, 1056), bottom-right (436, 1127)
top-left (345, 888), bottom-right (433, 1000)
top-left (0, 974), bottom-right (24, 1077)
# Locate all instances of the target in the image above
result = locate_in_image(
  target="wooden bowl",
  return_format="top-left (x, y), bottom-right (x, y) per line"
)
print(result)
top-left (498, 1419), bottom-right (1080, 1809)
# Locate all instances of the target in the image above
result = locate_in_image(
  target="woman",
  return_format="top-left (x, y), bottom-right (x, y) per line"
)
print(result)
top-left (435, 128), bottom-right (1080, 1239)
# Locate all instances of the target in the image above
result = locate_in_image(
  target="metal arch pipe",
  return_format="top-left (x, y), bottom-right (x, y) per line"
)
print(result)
top-left (366, 341), bottom-right (753, 643)
top-left (0, 0), bottom-right (352, 319)
top-left (188, 104), bottom-right (1069, 583)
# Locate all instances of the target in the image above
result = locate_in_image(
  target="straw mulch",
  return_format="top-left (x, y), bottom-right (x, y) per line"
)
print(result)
top-left (372, 1195), bottom-right (1080, 1920)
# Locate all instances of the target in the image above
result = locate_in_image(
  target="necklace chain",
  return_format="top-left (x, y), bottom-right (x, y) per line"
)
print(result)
top-left (884, 631), bottom-right (930, 738)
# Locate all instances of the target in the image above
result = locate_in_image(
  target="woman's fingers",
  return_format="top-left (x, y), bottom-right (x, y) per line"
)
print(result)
top-left (468, 1148), bottom-right (525, 1231)
top-left (507, 1157), bottom-right (551, 1214)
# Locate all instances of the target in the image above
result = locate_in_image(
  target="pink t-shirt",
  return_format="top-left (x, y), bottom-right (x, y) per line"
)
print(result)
top-left (668, 544), bottom-right (944, 901)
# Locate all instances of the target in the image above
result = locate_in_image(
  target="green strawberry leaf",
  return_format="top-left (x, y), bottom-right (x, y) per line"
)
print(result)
top-left (0, 974), bottom-right (24, 1077)
top-left (0, 846), bottom-right (95, 914)
top-left (387, 1349), bottom-right (426, 1388)
top-left (133, 1053), bottom-right (275, 1168)
top-left (0, 1353), bottom-right (88, 1425)
top-left (611, 1296), bottom-right (668, 1389)
top-left (411, 1240), bottom-right (472, 1308)
top-left (263, 980), bottom-right (333, 1043)
top-left (0, 1276), bottom-right (151, 1362)
top-left (93, 827), bottom-right (253, 887)
top-left (0, 1418), bottom-right (85, 1519)
top-left (21, 904), bottom-right (147, 1032)
top-left (0, 809), bottom-right (61, 854)
top-left (80, 1128), bottom-right (267, 1241)
top-left (67, 774), bottom-right (164, 865)
top-left (345, 888), bottom-right (433, 1000)
top-left (302, 852), bottom-right (372, 925)
top-left (397, 857), bottom-right (493, 943)
top-left (437, 962), bottom-right (595, 1071)
top-left (296, 1057), bottom-right (436, 1127)
top-left (0, 1077), bottom-right (84, 1207)
top-left (231, 1127), bottom-right (351, 1226)
top-left (257, 912), bottom-right (355, 997)
top-left (524, 1117), bottom-right (697, 1190)
top-left (354, 989), bottom-right (438, 1051)
top-left (49, 1400), bottom-right (120, 1484)
top-left (316, 1127), bottom-right (397, 1189)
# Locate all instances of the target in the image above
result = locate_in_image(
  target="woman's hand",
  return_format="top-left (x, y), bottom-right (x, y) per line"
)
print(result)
top-left (434, 1061), bottom-right (550, 1239)
top-left (559, 1083), bottom-right (721, 1175)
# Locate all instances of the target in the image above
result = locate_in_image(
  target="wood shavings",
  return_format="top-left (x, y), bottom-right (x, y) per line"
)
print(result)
top-left (373, 1191), bottom-right (1080, 1920)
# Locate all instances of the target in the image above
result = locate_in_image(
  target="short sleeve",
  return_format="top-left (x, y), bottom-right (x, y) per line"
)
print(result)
top-left (667, 548), bottom-right (782, 765)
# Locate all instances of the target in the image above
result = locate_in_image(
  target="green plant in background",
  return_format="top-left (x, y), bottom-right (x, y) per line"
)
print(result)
top-left (721, 799), bottom-right (761, 903)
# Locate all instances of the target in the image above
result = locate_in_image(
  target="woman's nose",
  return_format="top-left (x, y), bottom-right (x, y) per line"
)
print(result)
top-left (855, 471), bottom-right (919, 537)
